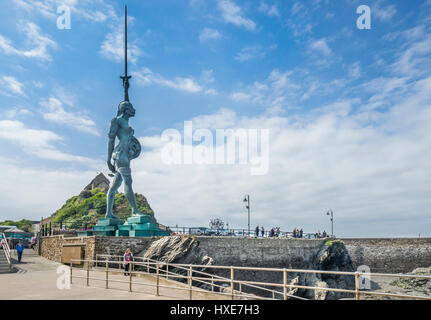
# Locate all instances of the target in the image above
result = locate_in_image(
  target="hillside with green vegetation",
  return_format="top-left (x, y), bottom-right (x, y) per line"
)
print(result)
top-left (0, 219), bottom-right (34, 232)
top-left (50, 188), bottom-right (154, 228)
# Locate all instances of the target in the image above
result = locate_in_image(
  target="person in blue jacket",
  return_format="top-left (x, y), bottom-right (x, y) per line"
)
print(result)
top-left (16, 240), bottom-right (24, 263)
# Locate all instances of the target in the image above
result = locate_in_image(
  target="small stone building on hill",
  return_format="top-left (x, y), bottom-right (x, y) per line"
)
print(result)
top-left (84, 173), bottom-right (110, 192)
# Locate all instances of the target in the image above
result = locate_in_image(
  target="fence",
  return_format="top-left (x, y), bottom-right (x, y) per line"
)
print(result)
top-left (69, 254), bottom-right (431, 300)
top-left (167, 226), bottom-right (321, 239)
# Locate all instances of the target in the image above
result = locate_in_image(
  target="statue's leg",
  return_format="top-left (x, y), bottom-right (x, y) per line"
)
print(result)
top-left (105, 172), bottom-right (123, 218)
top-left (117, 166), bottom-right (142, 216)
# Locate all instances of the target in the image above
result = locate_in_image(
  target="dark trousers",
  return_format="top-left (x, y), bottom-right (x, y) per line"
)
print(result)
top-left (124, 263), bottom-right (130, 275)
top-left (17, 251), bottom-right (23, 263)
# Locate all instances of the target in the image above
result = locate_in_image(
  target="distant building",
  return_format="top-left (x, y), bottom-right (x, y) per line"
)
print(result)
top-left (84, 173), bottom-right (110, 192)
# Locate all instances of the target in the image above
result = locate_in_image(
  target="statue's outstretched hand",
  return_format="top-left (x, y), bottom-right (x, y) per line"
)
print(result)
top-left (107, 160), bottom-right (116, 173)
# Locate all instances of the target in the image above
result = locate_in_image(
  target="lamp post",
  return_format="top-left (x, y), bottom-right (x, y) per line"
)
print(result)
top-left (243, 195), bottom-right (250, 237)
top-left (326, 210), bottom-right (334, 237)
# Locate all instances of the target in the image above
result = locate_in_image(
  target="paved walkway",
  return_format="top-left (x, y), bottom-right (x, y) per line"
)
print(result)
top-left (0, 251), bottom-right (226, 300)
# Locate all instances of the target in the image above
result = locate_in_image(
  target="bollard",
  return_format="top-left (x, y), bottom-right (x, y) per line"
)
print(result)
top-left (283, 268), bottom-right (287, 300)
top-left (156, 263), bottom-right (160, 296)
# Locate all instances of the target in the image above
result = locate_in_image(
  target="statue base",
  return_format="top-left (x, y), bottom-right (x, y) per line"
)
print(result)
top-left (93, 217), bottom-right (124, 236)
top-left (113, 214), bottom-right (170, 237)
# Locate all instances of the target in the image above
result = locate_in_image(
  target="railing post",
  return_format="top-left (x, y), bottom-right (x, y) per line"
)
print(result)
top-left (118, 256), bottom-right (121, 270)
top-left (156, 263), bottom-right (160, 296)
top-left (189, 265), bottom-right (193, 300)
top-left (86, 260), bottom-right (89, 286)
top-left (211, 276), bottom-right (214, 292)
top-left (70, 261), bottom-right (73, 285)
top-left (166, 264), bottom-right (169, 280)
top-left (355, 271), bottom-right (360, 300)
top-left (147, 258), bottom-right (149, 273)
top-left (105, 260), bottom-right (108, 289)
top-left (283, 268), bottom-right (287, 300)
top-left (129, 266), bottom-right (132, 292)
top-left (230, 266), bottom-right (234, 300)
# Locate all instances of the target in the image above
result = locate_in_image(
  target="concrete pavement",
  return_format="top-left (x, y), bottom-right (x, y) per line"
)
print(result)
top-left (0, 251), bottom-right (226, 300)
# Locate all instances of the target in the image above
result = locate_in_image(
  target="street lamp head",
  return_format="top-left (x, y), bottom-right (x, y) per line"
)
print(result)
top-left (243, 197), bottom-right (247, 202)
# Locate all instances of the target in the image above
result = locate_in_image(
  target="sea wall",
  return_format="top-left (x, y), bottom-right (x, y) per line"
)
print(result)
top-left (39, 236), bottom-right (431, 274)
top-left (341, 238), bottom-right (431, 273)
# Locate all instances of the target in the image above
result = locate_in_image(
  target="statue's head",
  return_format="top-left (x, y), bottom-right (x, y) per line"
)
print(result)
top-left (117, 101), bottom-right (136, 117)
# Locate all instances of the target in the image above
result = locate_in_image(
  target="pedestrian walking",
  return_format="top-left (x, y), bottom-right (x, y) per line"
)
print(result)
top-left (255, 225), bottom-right (259, 237)
top-left (261, 226), bottom-right (265, 237)
top-left (16, 240), bottom-right (24, 263)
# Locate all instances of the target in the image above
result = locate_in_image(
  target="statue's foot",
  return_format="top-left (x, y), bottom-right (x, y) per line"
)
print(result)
top-left (131, 211), bottom-right (156, 223)
top-left (105, 214), bottom-right (123, 222)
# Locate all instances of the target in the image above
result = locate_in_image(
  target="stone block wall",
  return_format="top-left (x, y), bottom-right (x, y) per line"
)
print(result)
top-left (39, 235), bottom-right (431, 275)
top-left (342, 238), bottom-right (431, 273)
top-left (40, 235), bottom-right (96, 263)
top-left (196, 236), bottom-right (326, 268)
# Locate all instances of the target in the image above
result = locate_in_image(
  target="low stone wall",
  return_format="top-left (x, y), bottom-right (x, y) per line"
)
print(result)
top-left (40, 235), bottom-right (96, 263)
top-left (342, 238), bottom-right (431, 273)
top-left (196, 237), bottom-right (326, 268)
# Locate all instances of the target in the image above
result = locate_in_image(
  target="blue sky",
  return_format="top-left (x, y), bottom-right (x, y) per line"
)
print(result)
top-left (0, 0), bottom-right (431, 237)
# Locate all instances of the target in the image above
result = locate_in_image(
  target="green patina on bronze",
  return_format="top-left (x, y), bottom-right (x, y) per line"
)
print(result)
top-left (93, 6), bottom-right (169, 237)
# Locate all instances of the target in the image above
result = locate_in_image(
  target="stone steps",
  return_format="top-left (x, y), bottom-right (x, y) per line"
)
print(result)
top-left (0, 248), bottom-right (12, 273)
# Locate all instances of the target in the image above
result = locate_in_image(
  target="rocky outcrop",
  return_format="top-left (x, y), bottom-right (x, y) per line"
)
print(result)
top-left (136, 236), bottom-right (214, 290)
top-left (391, 266), bottom-right (431, 295)
top-left (287, 240), bottom-right (355, 300)
top-left (135, 236), bottom-right (355, 299)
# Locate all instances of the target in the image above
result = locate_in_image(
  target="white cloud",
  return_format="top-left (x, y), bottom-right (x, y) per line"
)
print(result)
top-left (308, 38), bottom-right (332, 57)
top-left (234, 46), bottom-right (266, 62)
top-left (218, 0), bottom-right (257, 30)
top-left (373, 1), bottom-right (397, 22)
top-left (258, 1), bottom-right (279, 17)
top-left (100, 28), bottom-right (142, 64)
top-left (349, 62), bottom-right (361, 80)
top-left (0, 120), bottom-right (99, 165)
top-left (0, 21), bottom-right (57, 61)
top-left (0, 76), bottom-right (25, 96)
top-left (12, 0), bottom-right (116, 22)
top-left (199, 28), bottom-right (222, 42)
top-left (231, 69), bottom-right (301, 108)
top-left (127, 76), bottom-right (431, 237)
top-left (133, 67), bottom-right (204, 93)
top-left (39, 96), bottom-right (100, 136)
top-left (0, 159), bottom-right (102, 221)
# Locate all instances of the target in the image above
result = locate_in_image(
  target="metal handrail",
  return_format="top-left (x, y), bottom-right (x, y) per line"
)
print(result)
top-left (1, 233), bottom-right (12, 269)
top-left (74, 256), bottom-right (431, 300)
top-left (95, 254), bottom-right (303, 300)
